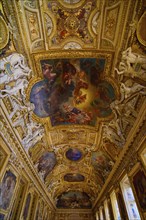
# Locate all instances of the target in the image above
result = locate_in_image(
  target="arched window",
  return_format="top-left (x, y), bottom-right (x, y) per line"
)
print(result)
top-left (120, 174), bottom-right (141, 220)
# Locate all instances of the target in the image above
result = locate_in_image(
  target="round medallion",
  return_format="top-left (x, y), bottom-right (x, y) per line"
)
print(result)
top-left (0, 16), bottom-right (9, 50)
top-left (65, 15), bottom-right (80, 33)
top-left (66, 148), bottom-right (82, 161)
top-left (137, 11), bottom-right (146, 46)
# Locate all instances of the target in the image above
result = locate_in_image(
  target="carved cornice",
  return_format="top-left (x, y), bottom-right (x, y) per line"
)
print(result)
top-left (93, 99), bottom-right (146, 212)
top-left (0, 100), bottom-right (56, 211)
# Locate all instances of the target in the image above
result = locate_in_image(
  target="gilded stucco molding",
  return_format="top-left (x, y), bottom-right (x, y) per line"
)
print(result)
top-left (0, 101), bottom-right (56, 211)
top-left (1, 0), bottom-right (25, 55)
top-left (111, 0), bottom-right (139, 76)
top-left (57, 0), bottom-right (86, 9)
top-left (117, 0), bottom-right (143, 56)
top-left (136, 11), bottom-right (146, 47)
top-left (93, 99), bottom-right (146, 212)
top-left (0, 16), bottom-right (9, 50)
top-left (1, 0), bottom-right (145, 213)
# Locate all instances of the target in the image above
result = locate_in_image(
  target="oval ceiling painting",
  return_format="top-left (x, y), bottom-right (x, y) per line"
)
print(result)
top-left (56, 191), bottom-right (92, 209)
top-left (64, 173), bottom-right (85, 182)
top-left (66, 148), bottom-right (82, 161)
top-left (30, 58), bottom-right (116, 126)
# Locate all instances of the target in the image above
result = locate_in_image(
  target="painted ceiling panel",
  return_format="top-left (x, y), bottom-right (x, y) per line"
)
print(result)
top-left (56, 191), bottom-right (92, 209)
top-left (29, 57), bottom-right (116, 126)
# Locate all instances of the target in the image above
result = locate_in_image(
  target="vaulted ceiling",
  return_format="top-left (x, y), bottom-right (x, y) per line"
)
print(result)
top-left (0, 0), bottom-right (146, 210)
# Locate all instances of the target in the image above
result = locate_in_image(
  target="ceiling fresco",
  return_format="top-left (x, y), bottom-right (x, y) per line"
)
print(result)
top-left (34, 152), bottom-right (57, 181)
top-left (0, 0), bottom-right (146, 210)
top-left (91, 151), bottom-right (114, 183)
top-left (47, 0), bottom-right (96, 45)
top-left (29, 57), bottom-right (116, 126)
top-left (64, 173), bottom-right (85, 182)
top-left (56, 191), bottom-right (92, 209)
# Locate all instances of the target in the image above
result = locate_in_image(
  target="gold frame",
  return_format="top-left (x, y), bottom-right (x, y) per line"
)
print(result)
top-left (138, 137), bottom-right (146, 168)
top-left (136, 11), bottom-right (146, 47)
top-left (26, 50), bottom-right (118, 129)
top-left (11, 176), bottom-right (29, 220)
top-left (129, 164), bottom-right (146, 219)
top-left (0, 16), bottom-right (9, 50)
top-left (32, 50), bottom-right (115, 78)
top-left (0, 165), bottom-right (18, 217)
top-left (0, 136), bottom-right (10, 180)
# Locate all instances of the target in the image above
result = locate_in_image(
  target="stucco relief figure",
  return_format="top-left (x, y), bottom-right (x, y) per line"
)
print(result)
top-left (0, 78), bottom-right (28, 100)
top-left (13, 117), bottom-right (27, 134)
top-left (110, 95), bottom-right (139, 133)
top-left (8, 96), bottom-right (27, 119)
top-left (22, 124), bottom-right (44, 146)
top-left (110, 99), bottom-right (127, 133)
top-left (21, 119), bottom-right (43, 149)
top-left (108, 118), bottom-right (125, 141)
top-left (122, 47), bottom-right (146, 67)
top-left (9, 100), bottom-right (35, 135)
top-left (115, 47), bottom-right (146, 79)
top-left (110, 99), bottom-right (123, 118)
top-left (26, 102), bottom-right (35, 122)
top-left (122, 97), bottom-right (138, 120)
top-left (115, 62), bottom-right (127, 75)
top-left (103, 124), bottom-right (125, 148)
top-left (0, 53), bottom-right (31, 84)
top-left (22, 129), bottom-right (44, 153)
top-left (38, 170), bottom-right (46, 182)
top-left (120, 80), bottom-right (146, 100)
top-left (25, 120), bottom-right (42, 138)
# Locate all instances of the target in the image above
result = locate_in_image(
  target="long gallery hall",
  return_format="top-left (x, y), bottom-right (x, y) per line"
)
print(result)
top-left (0, 0), bottom-right (146, 219)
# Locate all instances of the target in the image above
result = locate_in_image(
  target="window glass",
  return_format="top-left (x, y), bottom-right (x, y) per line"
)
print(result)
top-left (120, 174), bottom-right (141, 220)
